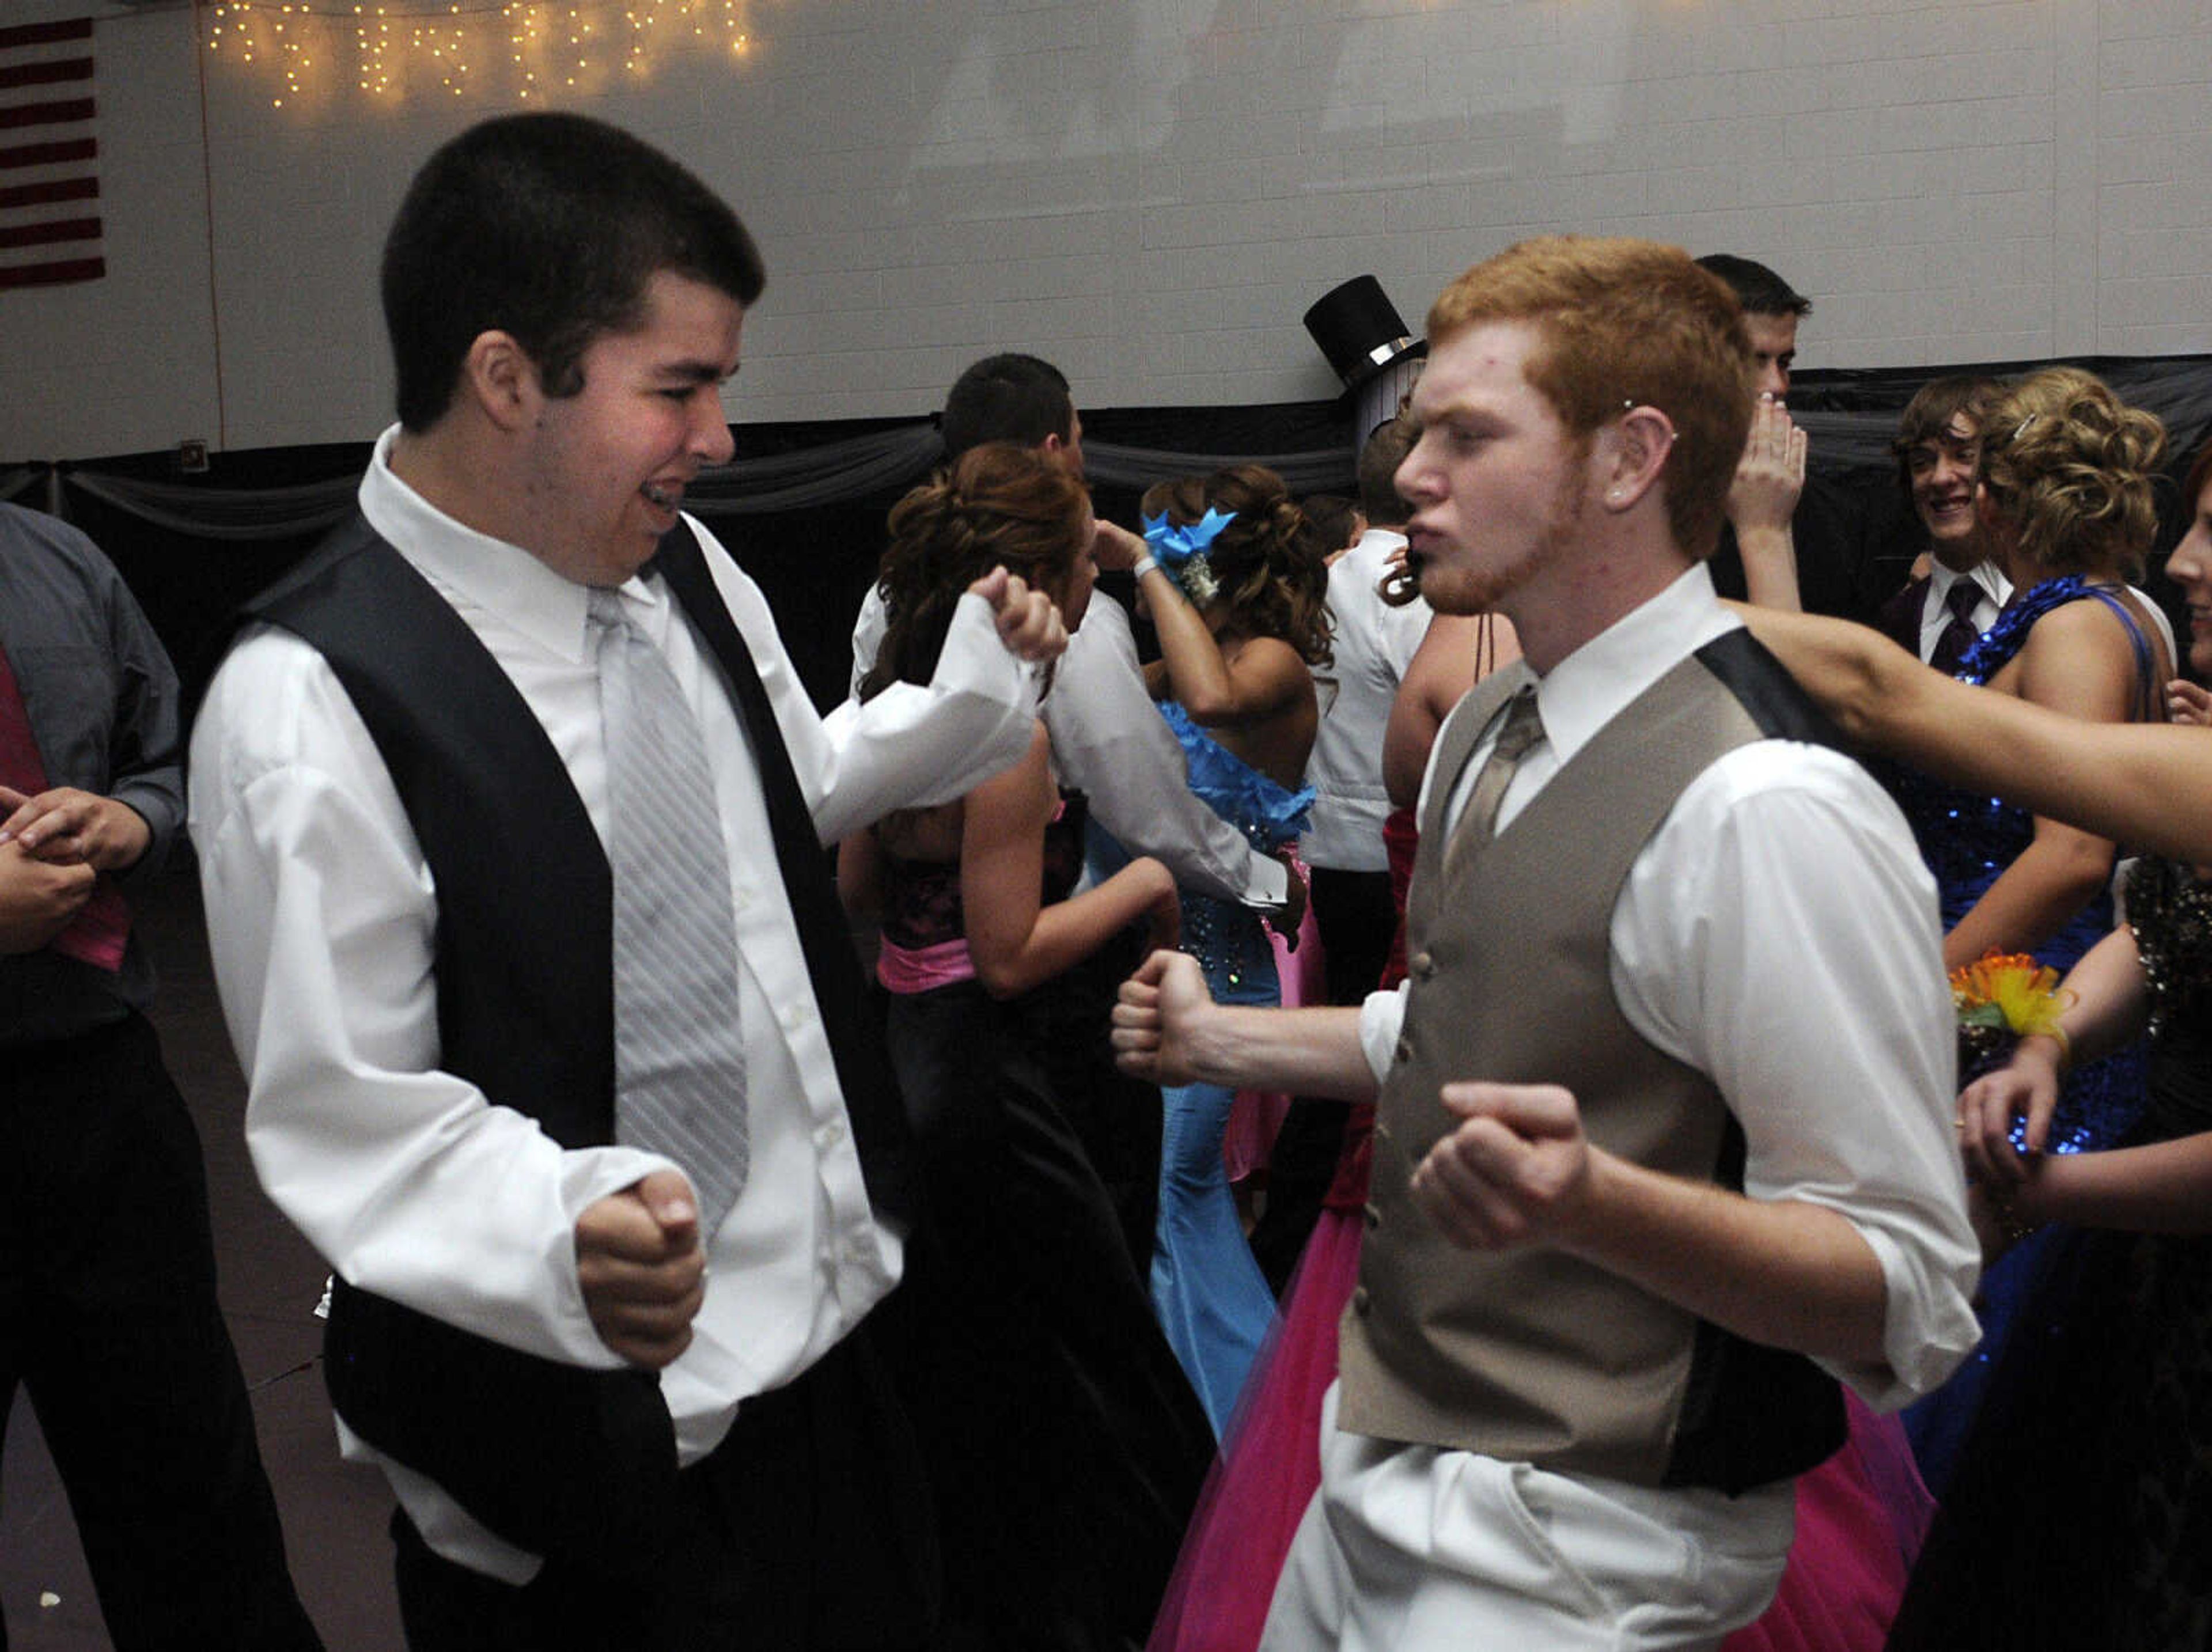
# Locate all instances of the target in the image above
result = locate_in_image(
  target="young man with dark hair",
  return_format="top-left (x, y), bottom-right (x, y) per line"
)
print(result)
top-left (937, 351), bottom-right (1084, 465)
top-left (1878, 375), bottom-right (2009, 666)
top-left (192, 112), bottom-right (1062, 1649)
top-left (1691, 253), bottom-right (1811, 397)
top-left (1115, 237), bottom-right (1978, 1650)
top-left (1692, 252), bottom-right (1815, 612)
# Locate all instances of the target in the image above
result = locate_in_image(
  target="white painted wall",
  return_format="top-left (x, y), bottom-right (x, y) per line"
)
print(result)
top-left (4, 0), bottom-right (2209, 461)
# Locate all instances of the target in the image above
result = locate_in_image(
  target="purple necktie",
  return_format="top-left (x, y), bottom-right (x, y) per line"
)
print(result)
top-left (1929, 579), bottom-right (1982, 676)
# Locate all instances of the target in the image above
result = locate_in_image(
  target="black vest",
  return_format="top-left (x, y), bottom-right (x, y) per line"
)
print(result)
top-left (230, 511), bottom-right (912, 1568)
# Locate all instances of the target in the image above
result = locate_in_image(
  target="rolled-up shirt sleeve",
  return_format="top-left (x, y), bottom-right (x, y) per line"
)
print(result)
top-left (191, 628), bottom-right (663, 1371)
top-left (1615, 741), bottom-right (1982, 1409)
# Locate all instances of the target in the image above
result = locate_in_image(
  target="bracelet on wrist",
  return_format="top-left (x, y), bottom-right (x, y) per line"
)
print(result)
top-left (1131, 555), bottom-right (1160, 581)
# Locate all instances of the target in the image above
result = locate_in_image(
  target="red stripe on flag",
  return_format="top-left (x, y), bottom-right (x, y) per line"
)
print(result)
top-left (0, 59), bottom-right (93, 93)
top-left (0, 20), bottom-right (94, 51)
top-left (0, 217), bottom-right (99, 251)
top-left (0, 256), bottom-right (104, 290)
top-left (0, 138), bottom-right (96, 170)
top-left (0, 176), bottom-right (97, 210)
top-left (0, 99), bottom-right (96, 132)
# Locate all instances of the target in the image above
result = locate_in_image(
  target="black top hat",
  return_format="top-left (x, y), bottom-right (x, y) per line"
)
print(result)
top-left (1303, 275), bottom-right (1426, 396)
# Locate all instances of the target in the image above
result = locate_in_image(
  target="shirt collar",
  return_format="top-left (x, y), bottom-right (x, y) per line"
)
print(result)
top-left (357, 425), bottom-right (655, 663)
top-left (1527, 561), bottom-right (1736, 769)
top-left (1928, 557), bottom-right (2009, 610)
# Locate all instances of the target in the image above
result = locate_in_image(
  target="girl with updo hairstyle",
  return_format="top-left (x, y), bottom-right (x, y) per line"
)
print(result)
top-left (1888, 366), bottom-right (2176, 1499)
top-left (838, 442), bottom-right (1210, 1650)
top-left (1127, 463), bottom-right (1331, 1434)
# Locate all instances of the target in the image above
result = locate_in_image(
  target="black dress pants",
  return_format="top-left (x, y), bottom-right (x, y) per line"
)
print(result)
top-left (393, 1319), bottom-right (938, 1651)
top-left (0, 1013), bottom-right (321, 1651)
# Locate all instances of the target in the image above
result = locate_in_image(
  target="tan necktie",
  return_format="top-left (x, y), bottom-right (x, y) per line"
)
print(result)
top-left (1446, 685), bottom-right (1546, 874)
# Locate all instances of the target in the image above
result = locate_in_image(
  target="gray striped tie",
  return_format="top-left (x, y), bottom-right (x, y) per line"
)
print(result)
top-left (589, 586), bottom-right (750, 1234)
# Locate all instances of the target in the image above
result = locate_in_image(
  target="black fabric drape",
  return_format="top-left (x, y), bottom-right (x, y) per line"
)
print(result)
top-left (20, 353), bottom-right (2212, 706)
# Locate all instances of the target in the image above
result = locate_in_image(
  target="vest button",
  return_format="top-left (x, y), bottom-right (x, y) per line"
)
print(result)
top-left (1412, 950), bottom-right (1435, 980)
top-left (1351, 1286), bottom-right (1371, 1315)
top-left (1362, 1202), bottom-right (1380, 1230)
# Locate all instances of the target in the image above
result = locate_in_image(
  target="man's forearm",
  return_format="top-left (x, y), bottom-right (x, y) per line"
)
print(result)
top-left (1575, 1153), bottom-right (1890, 1366)
top-left (1182, 1002), bottom-right (1377, 1101)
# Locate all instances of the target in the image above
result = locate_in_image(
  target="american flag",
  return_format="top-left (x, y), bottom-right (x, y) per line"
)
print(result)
top-left (0, 17), bottom-right (102, 291)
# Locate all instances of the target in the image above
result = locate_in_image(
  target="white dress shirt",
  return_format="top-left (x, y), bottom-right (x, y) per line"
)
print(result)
top-left (1301, 527), bottom-right (1430, 873)
top-left (191, 429), bottom-right (1040, 1582)
top-left (1919, 559), bottom-right (2010, 663)
top-left (850, 578), bottom-right (1287, 908)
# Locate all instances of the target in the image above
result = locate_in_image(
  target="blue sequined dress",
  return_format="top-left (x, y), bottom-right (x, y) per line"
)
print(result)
top-left (1151, 701), bottom-right (1313, 1435)
top-left (1889, 575), bottom-right (2155, 1493)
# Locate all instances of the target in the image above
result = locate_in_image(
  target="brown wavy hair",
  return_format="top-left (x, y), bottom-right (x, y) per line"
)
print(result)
top-left (1139, 464), bottom-right (1333, 668)
top-left (861, 442), bottom-right (1089, 702)
top-left (1979, 367), bottom-right (2165, 581)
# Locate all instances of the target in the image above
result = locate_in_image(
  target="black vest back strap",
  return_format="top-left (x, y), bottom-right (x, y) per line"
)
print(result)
top-left (649, 520), bottom-right (915, 1226)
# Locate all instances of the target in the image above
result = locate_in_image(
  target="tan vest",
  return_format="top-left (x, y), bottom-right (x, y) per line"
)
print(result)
top-left (1336, 634), bottom-right (1843, 1492)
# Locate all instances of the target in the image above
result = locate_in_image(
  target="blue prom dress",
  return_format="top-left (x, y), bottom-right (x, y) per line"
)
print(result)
top-left (1889, 575), bottom-right (2155, 1492)
top-left (1150, 702), bottom-right (1313, 1435)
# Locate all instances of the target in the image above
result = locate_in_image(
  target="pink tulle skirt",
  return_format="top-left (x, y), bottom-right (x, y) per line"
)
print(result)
top-left (1719, 1389), bottom-right (1934, 1652)
top-left (1145, 1200), bottom-right (1362, 1652)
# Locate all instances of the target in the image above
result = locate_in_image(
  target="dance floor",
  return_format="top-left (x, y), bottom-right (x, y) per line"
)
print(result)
top-left (1, 862), bottom-right (403, 1650)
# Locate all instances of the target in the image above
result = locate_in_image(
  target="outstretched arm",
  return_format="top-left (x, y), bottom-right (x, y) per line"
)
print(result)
top-left (1732, 603), bottom-right (2212, 866)
top-left (1112, 948), bottom-right (1377, 1100)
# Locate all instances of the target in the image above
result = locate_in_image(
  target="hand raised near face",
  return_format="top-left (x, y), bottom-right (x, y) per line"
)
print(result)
top-left (1726, 396), bottom-right (1807, 537)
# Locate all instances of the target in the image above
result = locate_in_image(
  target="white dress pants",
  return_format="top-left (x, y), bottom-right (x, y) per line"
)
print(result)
top-left (1259, 1382), bottom-right (1796, 1652)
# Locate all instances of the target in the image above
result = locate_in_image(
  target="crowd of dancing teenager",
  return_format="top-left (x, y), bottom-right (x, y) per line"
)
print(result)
top-left (832, 323), bottom-right (2212, 1650)
top-left (17, 110), bottom-right (2212, 1652)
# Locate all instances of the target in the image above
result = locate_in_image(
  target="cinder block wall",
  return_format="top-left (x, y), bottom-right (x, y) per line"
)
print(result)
top-left (4, 0), bottom-right (2204, 460)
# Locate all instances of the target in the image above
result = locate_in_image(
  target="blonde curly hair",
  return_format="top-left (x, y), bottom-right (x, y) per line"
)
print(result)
top-left (1979, 367), bottom-right (2165, 582)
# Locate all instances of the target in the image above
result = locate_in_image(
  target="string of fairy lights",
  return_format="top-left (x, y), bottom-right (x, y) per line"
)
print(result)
top-left (200, 0), bottom-right (757, 108)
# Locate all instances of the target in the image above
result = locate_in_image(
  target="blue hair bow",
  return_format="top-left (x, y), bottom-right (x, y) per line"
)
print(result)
top-left (1141, 507), bottom-right (1237, 605)
top-left (1141, 506), bottom-right (1237, 566)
